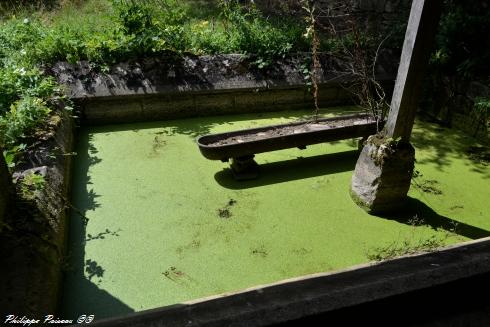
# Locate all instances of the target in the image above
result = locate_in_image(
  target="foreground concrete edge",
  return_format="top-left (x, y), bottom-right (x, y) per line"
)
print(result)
top-left (87, 237), bottom-right (490, 327)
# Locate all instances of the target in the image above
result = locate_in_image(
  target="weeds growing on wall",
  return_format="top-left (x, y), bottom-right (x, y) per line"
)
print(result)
top-left (301, 0), bottom-right (391, 130)
top-left (473, 97), bottom-right (490, 139)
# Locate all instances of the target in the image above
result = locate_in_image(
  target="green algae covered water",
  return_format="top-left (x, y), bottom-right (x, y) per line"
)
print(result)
top-left (62, 107), bottom-right (490, 319)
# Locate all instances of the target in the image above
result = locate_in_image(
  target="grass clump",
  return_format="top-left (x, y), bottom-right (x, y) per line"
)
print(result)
top-left (366, 235), bottom-right (445, 262)
top-left (366, 215), bottom-right (460, 262)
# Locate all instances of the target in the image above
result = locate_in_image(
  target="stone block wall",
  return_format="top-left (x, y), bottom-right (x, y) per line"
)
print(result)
top-left (424, 80), bottom-right (490, 143)
top-left (0, 107), bottom-right (74, 317)
top-left (255, 0), bottom-right (410, 18)
top-left (54, 54), bottom-right (397, 125)
top-left (255, 0), bottom-right (411, 38)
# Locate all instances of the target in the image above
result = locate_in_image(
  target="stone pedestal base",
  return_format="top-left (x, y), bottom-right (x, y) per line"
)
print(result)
top-left (231, 155), bottom-right (259, 180)
top-left (350, 136), bottom-right (415, 214)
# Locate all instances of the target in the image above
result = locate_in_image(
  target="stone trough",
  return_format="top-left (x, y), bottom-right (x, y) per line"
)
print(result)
top-left (197, 113), bottom-right (380, 179)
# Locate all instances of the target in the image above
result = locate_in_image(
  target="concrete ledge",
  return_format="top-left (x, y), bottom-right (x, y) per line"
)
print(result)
top-left (88, 238), bottom-right (490, 326)
top-left (53, 54), bottom-right (362, 99)
top-left (52, 54), bottom-right (396, 125)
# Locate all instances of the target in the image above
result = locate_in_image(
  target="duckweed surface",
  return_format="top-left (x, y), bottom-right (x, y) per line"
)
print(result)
top-left (62, 107), bottom-right (490, 319)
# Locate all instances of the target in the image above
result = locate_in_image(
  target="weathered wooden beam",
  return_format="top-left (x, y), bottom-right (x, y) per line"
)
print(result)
top-left (351, 0), bottom-right (444, 214)
top-left (385, 0), bottom-right (443, 140)
top-left (0, 148), bottom-right (13, 221)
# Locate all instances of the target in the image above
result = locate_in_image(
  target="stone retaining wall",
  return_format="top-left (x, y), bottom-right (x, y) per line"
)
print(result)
top-left (76, 85), bottom-right (354, 124)
top-left (254, 0), bottom-right (411, 34)
top-left (0, 107), bottom-right (74, 317)
top-left (53, 54), bottom-right (397, 124)
top-left (423, 80), bottom-right (490, 143)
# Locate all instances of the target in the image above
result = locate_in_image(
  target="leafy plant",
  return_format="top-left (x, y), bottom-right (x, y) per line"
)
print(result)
top-left (432, 0), bottom-right (490, 79)
top-left (2, 143), bottom-right (26, 171)
top-left (0, 96), bottom-right (51, 147)
top-left (218, 0), bottom-right (305, 68)
top-left (472, 97), bottom-right (490, 138)
top-left (20, 171), bottom-right (46, 200)
top-left (474, 97), bottom-right (490, 113)
top-left (110, 0), bottom-right (189, 56)
top-left (0, 64), bottom-right (58, 113)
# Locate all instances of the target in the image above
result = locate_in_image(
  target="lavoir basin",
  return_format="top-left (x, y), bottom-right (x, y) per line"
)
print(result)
top-left (61, 107), bottom-right (490, 320)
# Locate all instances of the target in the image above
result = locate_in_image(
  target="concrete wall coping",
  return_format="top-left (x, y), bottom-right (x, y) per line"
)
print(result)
top-left (87, 237), bottom-right (490, 327)
top-left (52, 54), bottom-right (397, 101)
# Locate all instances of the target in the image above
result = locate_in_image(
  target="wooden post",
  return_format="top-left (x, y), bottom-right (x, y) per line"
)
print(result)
top-left (385, 0), bottom-right (443, 141)
top-left (0, 148), bottom-right (12, 221)
top-left (351, 0), bottom-right (444, 214)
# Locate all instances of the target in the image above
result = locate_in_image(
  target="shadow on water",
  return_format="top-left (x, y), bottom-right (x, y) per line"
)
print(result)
top-left (62, 130), bottom-right (134, 319)
top-left (379, 197), bottom-right (490, 240)
top-left (87, 107), bottom-right (363, 139)
top-left (215, 150), bottom-right (358, 190)
top-left (412, 118), bottom-right (489, 179)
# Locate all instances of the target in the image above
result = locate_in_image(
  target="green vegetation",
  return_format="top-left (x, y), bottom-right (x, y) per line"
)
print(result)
top-left (0, 0), bottom-right (310, 158)
top-left (431, 0), bottom-right (490, 79)
top-left (474, 97), bottom-right (490, 119)
top-left (366, 235), bottom-right (445, 262)
top-left (423, 0), bottom-right (490, 132)
top-left (1, 0), bottom-right (308, 65)
top-left (20, 170), bottom-right (46, 200)
top-left (0, 17), bottom-right (67, 154)
top-left (366, 215), bottom-right (457, 261)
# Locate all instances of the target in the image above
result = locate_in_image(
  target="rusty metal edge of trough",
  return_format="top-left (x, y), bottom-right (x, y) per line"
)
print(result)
top-left (83, 237), bottom-right (490, 327)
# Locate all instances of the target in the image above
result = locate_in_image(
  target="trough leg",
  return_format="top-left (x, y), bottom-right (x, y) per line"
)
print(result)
top-left (230, 155), bottom-right (259, 180)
